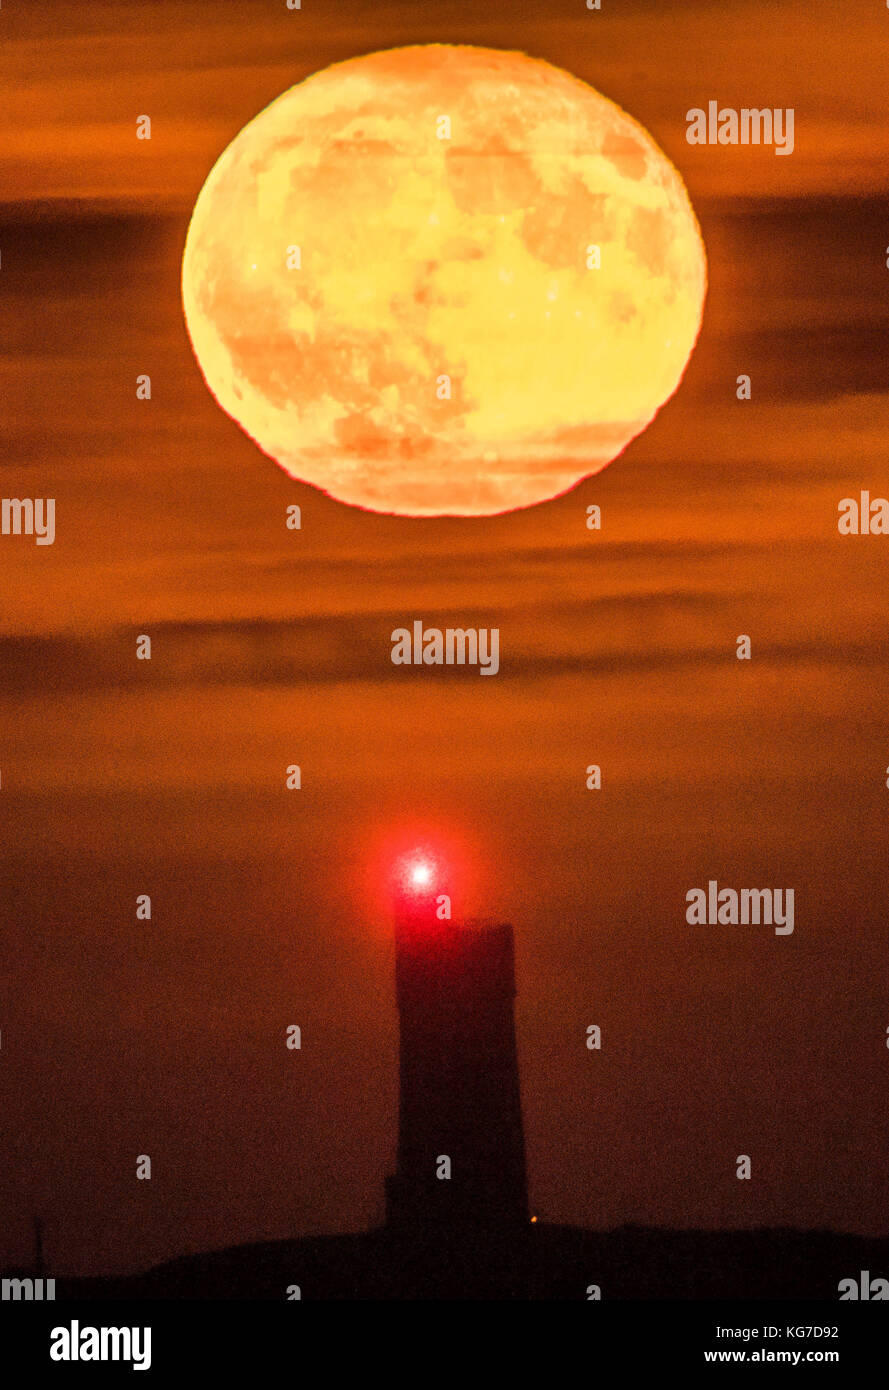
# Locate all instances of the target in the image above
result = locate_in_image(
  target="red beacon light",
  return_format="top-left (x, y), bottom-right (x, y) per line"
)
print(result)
top-left (392, 849), bottom-right (448, 941)
top-left (392, 849), bottom-right (442, 902)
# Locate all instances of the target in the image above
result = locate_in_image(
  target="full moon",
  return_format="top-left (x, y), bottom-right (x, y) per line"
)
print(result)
top-left (182, 45), bottom-right (706, 516)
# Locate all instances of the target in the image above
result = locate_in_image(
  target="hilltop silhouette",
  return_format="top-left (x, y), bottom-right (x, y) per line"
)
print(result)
top-left (52, 1222), bottom-right (889, 1301)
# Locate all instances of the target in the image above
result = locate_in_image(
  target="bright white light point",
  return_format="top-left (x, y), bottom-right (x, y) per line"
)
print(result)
top-left (411, 862), bottom-right (432, 886)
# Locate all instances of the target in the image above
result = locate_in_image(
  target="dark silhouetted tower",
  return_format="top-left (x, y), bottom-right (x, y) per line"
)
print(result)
top-left (386, 874), bottom-right (528, 1234)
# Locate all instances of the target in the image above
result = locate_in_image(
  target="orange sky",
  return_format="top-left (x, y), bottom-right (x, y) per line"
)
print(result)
top-left (4, 0), bottom-right (889, 204)
top-left (2, 0), bottom-right (889, 1275)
